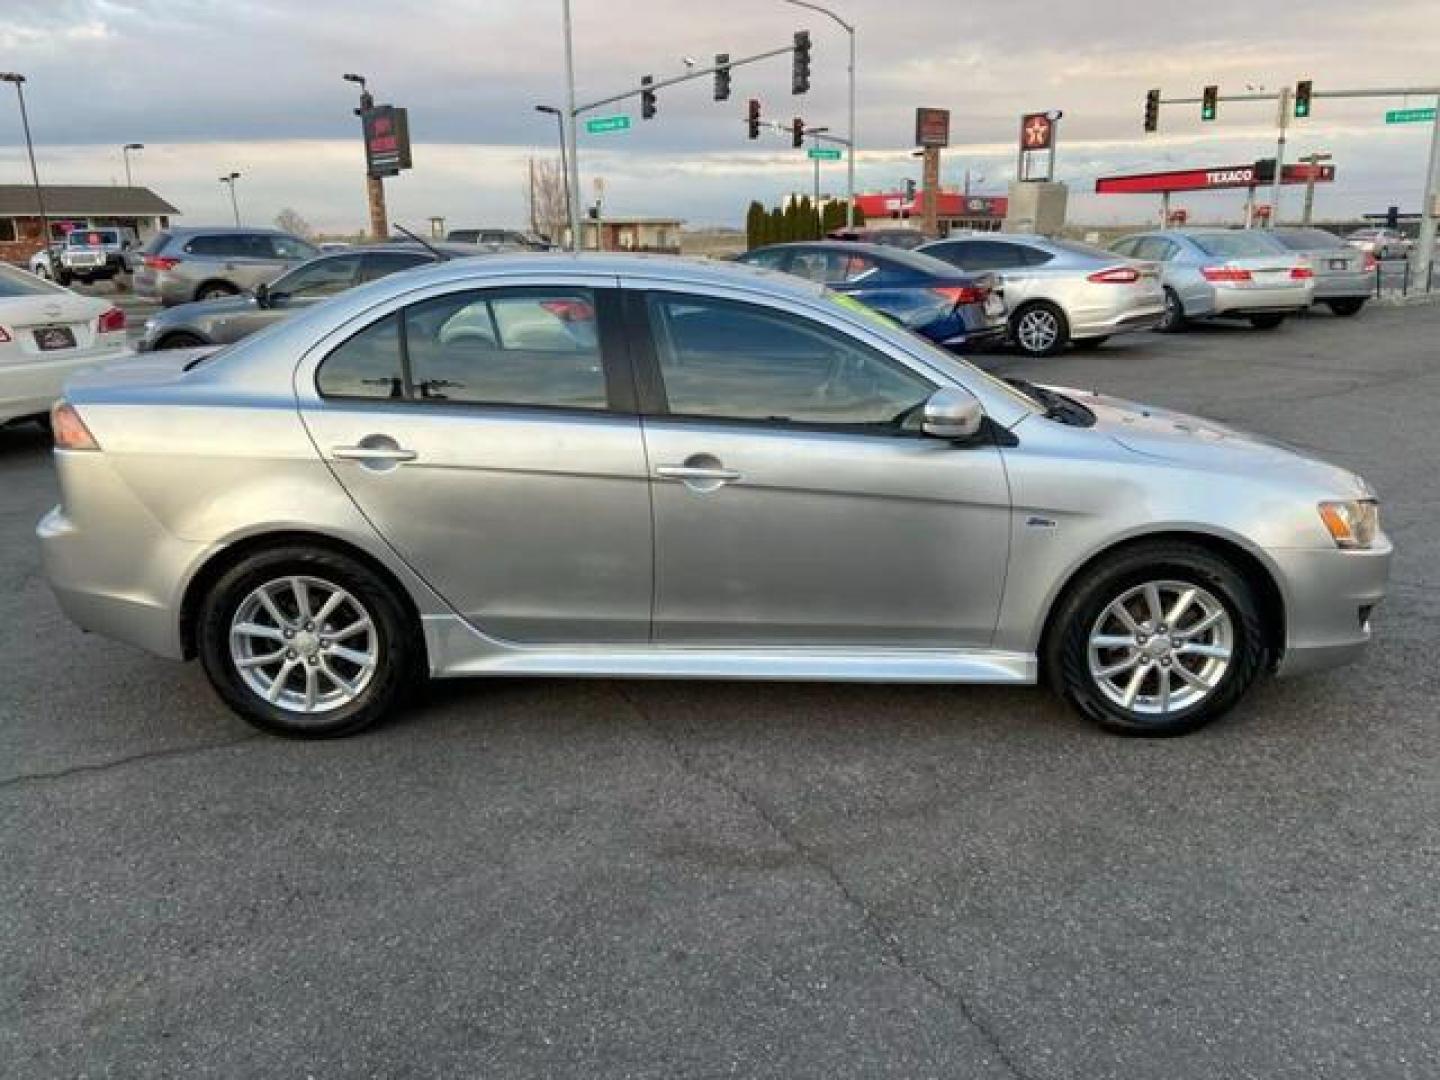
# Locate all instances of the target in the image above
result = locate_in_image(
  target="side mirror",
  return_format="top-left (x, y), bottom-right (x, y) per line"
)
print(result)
top-left (253, 281), bottom-right (270, 307)
top-left (922, 388), bottom-right (984, 440)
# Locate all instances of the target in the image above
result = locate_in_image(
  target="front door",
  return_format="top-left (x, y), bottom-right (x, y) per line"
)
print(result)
top-left (298, 283), bottom-right (652, 644)
top-left (630, 288), bottom-right (1012, 647)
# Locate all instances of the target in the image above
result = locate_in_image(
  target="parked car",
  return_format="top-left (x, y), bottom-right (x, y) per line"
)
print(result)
top-left (735, 241), bottom-right (1006, 350)
top-left (39, 253), bottom-right (1389, 740)
top-left (133, 227), bottom-right (320, 306)
top-left (136, 242), bottom-right (492, 352)
top-left (445, 228), bottom-right (554, 250)
top-left (1109, 229), bottom-right (1314, 331)
top-left (919, 234), bottom-right (1164, 357)
top-left (28, 227), bottom-right (139, 286)
top-left (0, 263), bottom-right (127, 428)
top-left (825, 225), bottom-right (928, 250)
top-left (1259, 227), bottom-right (1373, 318)
top-left (1345, 228), bottom-right (1412, 261)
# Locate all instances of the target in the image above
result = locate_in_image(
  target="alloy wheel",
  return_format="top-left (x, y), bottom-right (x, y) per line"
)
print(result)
top-left (1086, 580), bottom-right (1233, 716)
top-left (229, 575), bottom-right (379, 716)
top-left (1015, 308), bottom-right (1061, 354)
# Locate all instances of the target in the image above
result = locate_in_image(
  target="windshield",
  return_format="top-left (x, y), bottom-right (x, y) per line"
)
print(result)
top-left (822, 290), bottom-right (1041, 413)
top-left (1190, 232), bottom-right (1284, 258)
top-left (0, 263), bottom-right (65, 297)
top-left (1272, 229), bottom-right (1345, 251)
top-left (67, 229), bottom-right (118, 247)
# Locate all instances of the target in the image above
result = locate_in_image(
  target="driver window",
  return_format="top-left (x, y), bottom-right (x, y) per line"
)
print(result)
top-left (647, 293), bottom-right (933, 427)
top-left (276, 255), bottom-right (361, 298)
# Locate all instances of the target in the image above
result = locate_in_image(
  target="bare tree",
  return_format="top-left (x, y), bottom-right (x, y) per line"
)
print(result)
top-left (274, 207), bottom-right (313, 238)
top-left (526, 157), bottom-right (569, 244)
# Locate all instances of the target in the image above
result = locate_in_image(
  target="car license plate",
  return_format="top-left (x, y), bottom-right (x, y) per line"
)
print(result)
top-left (1329, 259), bottom-right (1349, 271)
top-left (34, 326), bottom-right (77, 351)
top-left (984, 293), bottom-right (1006, 316)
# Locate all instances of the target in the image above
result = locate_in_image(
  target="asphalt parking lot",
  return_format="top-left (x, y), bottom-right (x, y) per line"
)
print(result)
top-left (3, 302), bottom-right (1438, 1078)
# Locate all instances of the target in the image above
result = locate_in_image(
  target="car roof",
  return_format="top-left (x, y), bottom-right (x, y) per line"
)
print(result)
top-left (163, 226), bottom-right (300, 237)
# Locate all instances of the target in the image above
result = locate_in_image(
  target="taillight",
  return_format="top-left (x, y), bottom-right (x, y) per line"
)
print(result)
top-left (0, 326), bottom-right (11, 344)
top-left (98, 307), bottom-right (126, 333)
top-left (1290, 266), bottom-right (1314, 280)
top-left (931, 285), bottom-right (984, 305)
top-left (1201, 266), bottom-right (1253, 283)
top-left (143, 255), bottom-right (181, 271)
top-left (1363, 253), bottom-right (1378, 271)
top-left (51, 400), bottom-right (100, 451)
top-left (1086, 266), bottom-right (1140, 284)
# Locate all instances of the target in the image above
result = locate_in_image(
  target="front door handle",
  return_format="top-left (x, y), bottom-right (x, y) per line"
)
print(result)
top-left (655, 465), bottom-right (742, 482)
top-left (332, 443), bottom-right (417, 463)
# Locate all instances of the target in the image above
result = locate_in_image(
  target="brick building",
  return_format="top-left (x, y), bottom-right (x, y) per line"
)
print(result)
top-left (0, 185), bottom-right (179, 264)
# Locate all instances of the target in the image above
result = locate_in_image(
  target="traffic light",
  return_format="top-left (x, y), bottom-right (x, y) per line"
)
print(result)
top-left (641, 75), bottom-right (656, 120)
top-left (1386, 205), bottom-right (1399, 229)
top-left (1144, 88), bottom-right (1160, 132)
top-left (904, 178), bottom-right (916, 202)
top-left (792, 118), bottom-right (804, 148)
top-left (747, 98), bottom-right (761, 139)
top-left (792, 30), bottom-right (811, 95)
top-left (714, 53), bottom-right (731, 102)
top-left (1201, 85), bottom-right (1218, 122)
top-left (1294, 79), bottom-right (1312, 118)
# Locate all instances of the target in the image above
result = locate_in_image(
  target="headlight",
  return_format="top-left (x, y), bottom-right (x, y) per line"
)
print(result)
top-left (1318, 499), bottom-right (1379, 549)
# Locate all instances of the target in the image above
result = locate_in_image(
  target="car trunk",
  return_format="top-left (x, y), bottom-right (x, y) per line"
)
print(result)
top-left (0, 296), bottom-right (103, 360)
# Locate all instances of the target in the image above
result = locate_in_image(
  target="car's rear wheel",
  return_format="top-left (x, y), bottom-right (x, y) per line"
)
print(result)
top-left (1157, 288), bottom-right (1186, 332)
top-left (156, 331), bottom-right (209, 350)
top-left (1071, 336), bottom-right (1110, 351)
top-left (1248, 314), bottom-right (1286, 330)
top-left (197, 546), bottom-right (421, 738)
top-left (1326, 297), bottom-right (1366, 318)
top-left (195, 281), bottom-right (239, 301)
top-left (1046, 542), bottom-right (1268, 736)
top-left (1011, 301), bottom-right (1069, 357)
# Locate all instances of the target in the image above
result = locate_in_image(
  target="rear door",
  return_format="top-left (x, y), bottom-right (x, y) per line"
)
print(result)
top-left (627, 283), bottom-right (1011, 647)
top-left (297, 277), bottom-right (652, 644)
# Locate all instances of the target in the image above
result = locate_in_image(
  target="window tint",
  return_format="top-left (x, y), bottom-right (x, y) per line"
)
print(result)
top-left (359, 251), bottom-right (434, 282)
top-left (268, 235), bottom-right (320, 260)
top-left (271, 254), bottom-right (361, 298)
top-left (957, 241), bottom-right (1032, 270)
top-left (739, 248), bottom-right (787, 271)
top-left (1132, 237), bottom-right (1177, 261)
top-left (786, 250), bottom-right (884, 285)
top-left (405, 289), bottom-right (606, 408)
top-left (1190, 232), bottom-right (1279, 258)
top-left (1272, 229), bottom-right (1344, 252)
top-left (185, 234), bottom-right (248, 257)
top-left (317, 314), bottom-right (405, 399)
top-left (648, 294), bottom-right (933, 426)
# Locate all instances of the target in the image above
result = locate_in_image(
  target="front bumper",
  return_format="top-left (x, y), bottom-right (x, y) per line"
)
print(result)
top-left (1270, 539), bottom-right (1393, 677)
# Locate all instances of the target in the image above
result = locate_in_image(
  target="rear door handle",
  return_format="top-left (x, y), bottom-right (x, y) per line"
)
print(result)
top-left (656, 465), bottom-right (742, 482)
top-left (332, 444), bottom-right (417, 463)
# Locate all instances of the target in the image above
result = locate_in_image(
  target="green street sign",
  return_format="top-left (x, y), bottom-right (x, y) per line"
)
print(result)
top-left (1386, 108), bottom-right (1436, 125)
top-left (585, 115), bottom-right (632, 134)
top-left (807, 146), bottom-right (843, 160)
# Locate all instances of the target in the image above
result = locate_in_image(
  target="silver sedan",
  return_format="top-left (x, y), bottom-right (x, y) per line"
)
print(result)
top-left (39, 254), bottom-right (1390, 739)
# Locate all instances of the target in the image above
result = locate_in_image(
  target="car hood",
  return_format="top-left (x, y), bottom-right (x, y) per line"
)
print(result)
top-left (1050, 385), bottom-right (1372, 499)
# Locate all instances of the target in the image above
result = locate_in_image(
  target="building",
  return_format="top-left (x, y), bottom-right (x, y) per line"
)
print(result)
top-left (0, 185), bottom-right (180, 263)
top-left (580, 216), bottom-right (683, 254)
top-left (854, 191), bottom-right (1009, 235)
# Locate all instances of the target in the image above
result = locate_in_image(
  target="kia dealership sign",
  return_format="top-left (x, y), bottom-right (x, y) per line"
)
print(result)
top-left (1096, 162), bottom-right (1336, 195)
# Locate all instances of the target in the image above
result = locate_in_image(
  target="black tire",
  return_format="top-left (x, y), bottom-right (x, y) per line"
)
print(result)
top-left (155, 331), bottom-right (209, 350)
top-left (1010, 301), bottom-right (1070, 357)
top-left (56, 270), bottom-right (73, 287)
top-left (1326, 297), bottom-right (1366, 318)
top-left (1071, 336), bottom-right (1110, 351)
top-left (197, 546), bottom-right (422, 738)
top-left (195, 280), bottom-right (239, 301)
top-left (1248, 313), bottom-right (1286, 330)
top-left (1157, 288), bottom-right (1186, 332)
top-left (1044, 541), bottom-right (1268, 737)
top-left (33, 263), bottom-right (51, 280)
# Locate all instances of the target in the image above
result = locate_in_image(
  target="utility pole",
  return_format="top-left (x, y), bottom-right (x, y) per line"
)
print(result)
top-left (219, 172), bottom-right (241, 226)
top-left (562, 0), bottom-right (583, 252)
top-left (1419, 106), bottom-right (1440, 289)
top-left (0, 73), bottom-right (51, 255)
top-left (534, 105), bottom-right (573, 242)
top-left (343, 73), bottom-right (388, 241)
top-left (1268, 86), bottom-right (1291, 228)
top-left (122, 143), bottom-right (144, 187)
top-left (1300, 151), bottom-right (1332, 225)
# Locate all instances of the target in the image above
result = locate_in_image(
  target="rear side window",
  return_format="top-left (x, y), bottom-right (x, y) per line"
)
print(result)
top-left (1273, 229), bottom-right (1344, 251)
top-left (1190, 232), bottom-right (1279, 258)
top-left (140, 231), bottom-right (172, 255)
top-left (185, 234), bottom-right (247, 257)
top-left (269, 235), bottom-right (319, 260)
top-left (359, 251), bottom-right (434, 281)
top-left (317, 314), bottom-right (405, 399)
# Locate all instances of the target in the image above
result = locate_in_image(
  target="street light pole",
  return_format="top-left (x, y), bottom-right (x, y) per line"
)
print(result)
top-left (0, 73), bottom-right (52, 254)
top-left (535, 105), bottom-right (573, 242)
top-left (783, 0), bottom-right (856, 226)
top-left (343, 73), bottom-right (389, 241)
top-left (219, 172), bottom-right (241, 226)
top-left (122, 143), bottom-right (145, 187)
top-left (561, 0), bottom-right (583, 252)
top-left (1300, 151), bottom-right (1332, 226)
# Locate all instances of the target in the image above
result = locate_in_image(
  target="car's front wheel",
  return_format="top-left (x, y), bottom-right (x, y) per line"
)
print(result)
top-left (156, 331), bottom-right (209, 350)
top-left (1046, 542), bottom-right (1268, 736)
top-left (197, 546), bottom-right (421, 738)
top-left (1011, 301), bottom-right (1069, 357)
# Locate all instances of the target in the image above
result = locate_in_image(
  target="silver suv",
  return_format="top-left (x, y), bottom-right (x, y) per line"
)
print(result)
top-left (133, 227), bottom-right (319, 306)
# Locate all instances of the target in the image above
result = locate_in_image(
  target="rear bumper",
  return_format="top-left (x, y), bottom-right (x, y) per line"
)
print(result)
top-left (1211, 284), bottom-right (1313, 315)
top-left (0, 345), bottom-right (128, 425)
top-left (1311, 273), bottom-right (1373, 301)
top-left (1070, 302), bottom-right (1166, 339)
top-left (1270, 540), bottom-right (1392, 677)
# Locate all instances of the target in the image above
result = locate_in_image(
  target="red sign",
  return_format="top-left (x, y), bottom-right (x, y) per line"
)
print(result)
top-left (361, 104), bottom-right (412, 178)
top-left (1020, 112), bottom-right (1054, 151)
top-left (915, 107), bottom-right (950, 148)
top-left (1096, 162), bottom-right (1337, 195)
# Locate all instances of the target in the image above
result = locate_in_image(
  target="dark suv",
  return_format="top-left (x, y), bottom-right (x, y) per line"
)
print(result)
top-left (133, 227), bottom-right (319, 306)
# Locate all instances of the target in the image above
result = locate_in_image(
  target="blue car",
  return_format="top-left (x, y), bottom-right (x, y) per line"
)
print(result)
top-left (735, 241), bottom-right (1007, 350)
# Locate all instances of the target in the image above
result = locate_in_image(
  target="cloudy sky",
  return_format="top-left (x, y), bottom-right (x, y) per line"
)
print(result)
top-left (2, 0), bottom-right (1438, 233)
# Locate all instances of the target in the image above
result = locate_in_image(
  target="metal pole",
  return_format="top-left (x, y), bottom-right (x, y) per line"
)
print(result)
top-left (1268, 87), bottom-right (1290, 228)
top-left (1302, 154), bottom-right (1317, 225)
top-left (782, 1), bottom-right (855, 227)
top-left (7, 79), bottom-right (51, 253)
top-left (123, 148), bottom-right (133, 187)
top-left (553, 112), bottom-right (572, 240)
top-left (813, 155), bottom-right (820, 206)
top-left (1416, 99), bottom-right (1440, 292)
top-left (1161, 191), bottom-right (1170, 227)
top-left (562, 0), bottom-right (583, 252)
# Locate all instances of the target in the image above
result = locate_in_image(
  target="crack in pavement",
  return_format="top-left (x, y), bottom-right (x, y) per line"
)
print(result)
top-left (0, 733), bottom-right (262, 791)
top-left (610, 684), bottom-right (1037, 1080)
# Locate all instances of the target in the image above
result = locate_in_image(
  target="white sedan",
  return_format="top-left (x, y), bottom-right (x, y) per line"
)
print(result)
top-left (1, 263), bottom-right (128, 427)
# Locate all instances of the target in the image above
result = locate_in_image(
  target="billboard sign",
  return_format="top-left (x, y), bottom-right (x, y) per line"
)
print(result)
top-left (1095, 161), bottom-right (1336, 195)
top-left (1019, 112), bottom-right (1055, 152)
top-left (362, 105), bottom-right (412, 178)
top-left (914, 107), bottom-right (950, 148)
